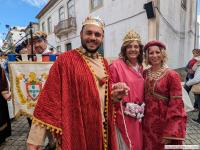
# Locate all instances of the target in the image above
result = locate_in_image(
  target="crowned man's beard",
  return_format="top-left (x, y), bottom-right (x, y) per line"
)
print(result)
top-left (81, 39), bottom-right (101, 53)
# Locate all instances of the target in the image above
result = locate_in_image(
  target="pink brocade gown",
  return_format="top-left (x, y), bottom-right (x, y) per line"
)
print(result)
top-left (143, 68), bottom-right (187, 150)
top-left (109, 59), bottom-right (144, 150)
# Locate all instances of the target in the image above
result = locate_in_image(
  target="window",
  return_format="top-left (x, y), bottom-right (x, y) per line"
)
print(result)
top-left (59, 6), bottom-right (65, 21)
top-left (67, 0), bottom-right (75, 18)
top-left (47, 17), bottom-right (52, 33)
top-left (90, 0), bottom-right (103, 11)
top-left (41, 22), bottom-right (45, 32)
top-left (65, 43), bottom-right (72, 51)
top-left (181, 0), bottom-right (186, 9)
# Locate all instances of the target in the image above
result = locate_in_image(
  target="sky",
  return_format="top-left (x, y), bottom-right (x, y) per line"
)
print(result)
top-left (0, 0), bottom-right (48, 46)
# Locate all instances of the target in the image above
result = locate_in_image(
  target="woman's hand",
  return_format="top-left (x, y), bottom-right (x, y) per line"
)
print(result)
top-left (111, 82), bottom-right (130, 102)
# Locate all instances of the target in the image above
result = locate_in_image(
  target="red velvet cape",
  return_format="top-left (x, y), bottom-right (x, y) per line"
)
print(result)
top-left (33, 50), bottom-right (117, 150)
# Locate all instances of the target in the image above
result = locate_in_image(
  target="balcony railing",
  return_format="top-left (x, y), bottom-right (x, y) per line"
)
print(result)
top-left (54, 17), bottom-right (76, 37)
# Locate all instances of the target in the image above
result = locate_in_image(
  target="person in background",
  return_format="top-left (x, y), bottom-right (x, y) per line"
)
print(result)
top-left (142, 40), bottom-right (187, 150)
top-left (15, 39), bottom-right (34, 127)
top-left (15, 39), bottom-right (33, 61)
top-left (109, 30), bottom-right (144, 150)
top-left (0, 66), bottom-right (11, 145)
top-left (186, 49), bottom-right (200, 124)
top-left (184, 48), bottom-right (199, 93)
top-left (33, 31), bottom-right (56, 62)
top-left (15, 36), bottom-right (57, 149)
top-left (32, 31), bottom-right (57, 149)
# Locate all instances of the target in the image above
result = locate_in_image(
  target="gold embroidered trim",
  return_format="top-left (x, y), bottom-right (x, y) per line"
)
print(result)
top-left (32, 117), bottom-right (62, 135)
top-left (8, 62), bottom-right (53, 116)
top-left (162, 136), bottom-right (185, 140)
top-left (153, 93), bottom-right (169, 100)
top-left (146, 68), bottom-right (170, 100)
top-left (15, 74), bottom-right (36, 108)
top-left (14, 110), bottom-right (33, 119)
top-left (147, 67), bottom-right (166, 80)
top-left (76, 49), bottom-right (109, 150)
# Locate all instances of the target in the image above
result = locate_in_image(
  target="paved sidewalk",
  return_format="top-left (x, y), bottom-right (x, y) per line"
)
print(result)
top-left (185, 111), bottom-right (200, 145)
top-left (0, 116), bottom-right (29, 150)
top-left (0, 111), bottom-right (200, 149)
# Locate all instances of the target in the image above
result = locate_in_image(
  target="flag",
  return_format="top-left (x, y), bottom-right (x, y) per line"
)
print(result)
top-left (5, 24), bottom-right (10, 29)
top-left (8, 62), bottom-right (53, 117)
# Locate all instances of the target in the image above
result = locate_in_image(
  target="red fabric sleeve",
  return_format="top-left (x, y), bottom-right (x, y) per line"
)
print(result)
top-left (162, 71), bottom-right (187, 139)
top-left (188, 59), bottom-right (197, 68)
top-left (33, 57), bottom-right (62, 132)
top-left (109, 63), bottom-right (120, 84)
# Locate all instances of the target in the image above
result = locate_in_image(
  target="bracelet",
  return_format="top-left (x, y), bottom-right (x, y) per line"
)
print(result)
top-left (111, 91), bottom-right (123, 102)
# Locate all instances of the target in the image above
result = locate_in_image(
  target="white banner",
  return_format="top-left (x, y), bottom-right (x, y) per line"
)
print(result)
top-left (8, 62), bottom-right (53, 117)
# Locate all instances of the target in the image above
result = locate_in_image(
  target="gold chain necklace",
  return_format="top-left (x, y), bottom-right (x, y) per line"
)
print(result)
top-left (77, 49), bottom-right (109, 150)
top-left (147, 66), bottom-right (166, 80)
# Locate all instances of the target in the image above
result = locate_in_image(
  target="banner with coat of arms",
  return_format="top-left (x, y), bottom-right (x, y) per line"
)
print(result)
top-left (8, 62), bottom-right (53, 118)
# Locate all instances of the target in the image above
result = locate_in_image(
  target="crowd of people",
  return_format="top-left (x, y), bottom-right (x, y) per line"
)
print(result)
top-left (1, 15), bottom-right (200, 150)
top-left (184, 48), bottom-right (200, 124)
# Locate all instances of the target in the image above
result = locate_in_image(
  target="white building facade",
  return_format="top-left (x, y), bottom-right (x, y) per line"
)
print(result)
top-left (24, 22), bottom-right (39, 37)
top-left (36, 0), bottom-right (198, 69)
top-left (3, 27), bottom-right (26, 51)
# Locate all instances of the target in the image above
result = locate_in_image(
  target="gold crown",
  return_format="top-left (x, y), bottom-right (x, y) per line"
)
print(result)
top-left (123, 30), bottom-right (141, 43)
top-left (82, 16), bottom-right (105, 29)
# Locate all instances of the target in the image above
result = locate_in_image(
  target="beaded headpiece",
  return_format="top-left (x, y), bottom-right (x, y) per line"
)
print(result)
top-left (144, 40), bottom-right (166, 52)
top-left (123, 30), bottom-right (141, 44)
top-left (82, 16), bottom-right (105, 29)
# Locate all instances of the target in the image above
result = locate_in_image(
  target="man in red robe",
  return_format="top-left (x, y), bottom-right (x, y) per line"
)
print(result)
top-left (27, 16), bottom-right (129, 150)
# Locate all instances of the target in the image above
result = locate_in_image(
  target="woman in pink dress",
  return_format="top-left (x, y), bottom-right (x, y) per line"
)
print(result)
top-left (142, 40), bottom-right (187, 150)
top-left (109, 30), bottom-right (144, 150)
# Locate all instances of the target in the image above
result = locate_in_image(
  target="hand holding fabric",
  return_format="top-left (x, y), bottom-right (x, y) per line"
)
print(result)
top-left (111, 82), bottom-right (130, 102)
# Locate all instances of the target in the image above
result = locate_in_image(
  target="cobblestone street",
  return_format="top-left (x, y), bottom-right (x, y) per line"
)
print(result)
top-left (185, 111), bottom-right (200, 145)
top-left (0, 111), bottom-right (200, 150)
top-left (0, 117), bottom-right (29, 150)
